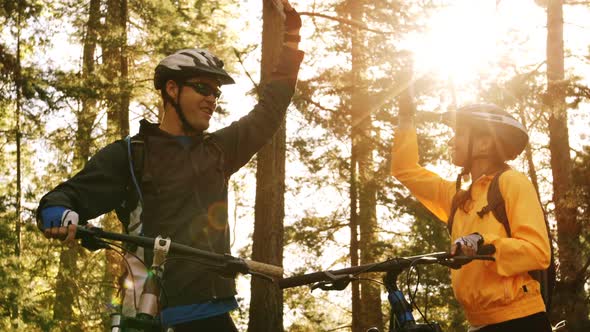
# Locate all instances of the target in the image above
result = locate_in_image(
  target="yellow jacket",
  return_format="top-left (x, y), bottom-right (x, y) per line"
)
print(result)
top-left (390, 127), bottom-right (551, 326)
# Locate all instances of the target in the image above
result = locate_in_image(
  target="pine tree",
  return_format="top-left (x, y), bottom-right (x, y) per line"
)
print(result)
top-left (545, 0), bottom-right (589, 328)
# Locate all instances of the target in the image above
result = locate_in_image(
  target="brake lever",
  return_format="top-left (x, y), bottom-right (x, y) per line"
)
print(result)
top-left (75, 226), bottom-right (110, 251)
top-left (310, 272), bottom-right (355, 292)
top-left (214, 255), bottom-right (249, 279)
top-left (439, 254), bottom-right (495, 269)
top-left (440, 243), bottom-right (496, 269)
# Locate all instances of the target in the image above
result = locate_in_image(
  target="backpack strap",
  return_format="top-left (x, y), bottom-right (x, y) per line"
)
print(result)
top-left (125, 135), bottom-right (144, 204)
top-left (447, 192), bottom-right (462, 236)
top-left (116, 135), bottom-right (144, 236)
top-left (478, 167), bottom-right (511, 236)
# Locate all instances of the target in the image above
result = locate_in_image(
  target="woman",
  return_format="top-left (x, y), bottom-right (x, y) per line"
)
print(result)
top-left (391, 104), bottom-right (551, 331)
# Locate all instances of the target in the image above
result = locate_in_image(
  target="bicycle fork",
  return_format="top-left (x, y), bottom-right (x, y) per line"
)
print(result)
top-left (384, 270), bottom-right (442, 332)
top-left (111, 236), bottom-right (171, 332)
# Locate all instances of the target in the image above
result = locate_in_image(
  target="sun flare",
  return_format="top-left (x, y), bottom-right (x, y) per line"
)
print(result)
top-left (412, 1), bottom-right (500, 84)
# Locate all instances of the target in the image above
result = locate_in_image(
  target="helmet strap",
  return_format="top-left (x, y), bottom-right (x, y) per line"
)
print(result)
top-left (464, 130), bottom-right (475, 172)
top-left (168, 82), bottom-right (197, 134)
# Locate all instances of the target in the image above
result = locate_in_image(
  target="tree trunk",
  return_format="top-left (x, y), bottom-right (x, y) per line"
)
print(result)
top-left (101, 0), bottom-right (127, 328)
top-left (102, 213), bottom-right (125, 331)
top-left (357, 139), bottom-right (381, 332)
top-left (545, 0), bottom-right (589, 329)
top-left (248, 1), bottom-right (285, 331)
top-left (350, 139), bottom-right (361, 331)
top-left (104, 0), bottom-right (129, 139)
top-left (349, 1), bottom-right (383, 331)
top-left (53, 2), bottom-right (101, 329)
top-left (12, 3), bottom-right (23, 328)
top-left (14, 0), bottom-right (22, 263)
top-left (75, 0), bottom-right (100, 169)
top-left (53, 247), bottom-right (83, 332)
top-left (119, 0), bottom-right (129, 137)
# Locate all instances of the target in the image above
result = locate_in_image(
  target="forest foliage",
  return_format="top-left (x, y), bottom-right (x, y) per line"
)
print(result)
top-left (1, 0), bottom-right (589, 331)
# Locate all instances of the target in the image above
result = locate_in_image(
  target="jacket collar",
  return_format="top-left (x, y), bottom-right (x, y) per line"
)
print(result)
top-left (138, 119), bottom-right (206, 141)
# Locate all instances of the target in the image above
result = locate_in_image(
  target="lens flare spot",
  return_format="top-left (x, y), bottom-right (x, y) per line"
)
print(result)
top-left (208, 201), bottom-right (228, 231)
top-left (124, 278), bottom-right (134, 290)
top-left (110, 296), bottom-right (122, 308)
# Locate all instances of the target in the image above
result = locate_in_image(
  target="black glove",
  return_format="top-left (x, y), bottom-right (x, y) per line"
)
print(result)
top-left (285, 8), bottom-right (302, 32)
top-left (283, 2), bottom-right (301, 45)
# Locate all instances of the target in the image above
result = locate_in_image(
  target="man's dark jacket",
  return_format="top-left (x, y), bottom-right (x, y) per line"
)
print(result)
top-left (38, 46), bottom-right (303, 308)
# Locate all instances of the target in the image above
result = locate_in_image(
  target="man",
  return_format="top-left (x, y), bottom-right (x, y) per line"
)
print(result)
top-left (37, 1), bottom-right (303, 330)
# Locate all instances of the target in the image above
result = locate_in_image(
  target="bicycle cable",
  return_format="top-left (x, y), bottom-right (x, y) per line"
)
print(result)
top-left (406, 258), bottom-right (436, 331)
top-left (101, 240), bottom-right (142, 311)
top-left (356, 277), bottom-right (385, 287)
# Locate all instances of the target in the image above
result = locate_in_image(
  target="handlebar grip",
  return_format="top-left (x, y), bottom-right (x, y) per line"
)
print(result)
top-left (477, 244), bottom-right (496, 255)
top-left (71, 226), bottom-right (285, 277)
top-left (279, 272), bottom-right (324, 289)
top-left (243, 259), bottom-right (283, 279)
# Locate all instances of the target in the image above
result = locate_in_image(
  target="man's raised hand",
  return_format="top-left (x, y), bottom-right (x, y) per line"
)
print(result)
top-left (280, 0), bottom-right (301, 49)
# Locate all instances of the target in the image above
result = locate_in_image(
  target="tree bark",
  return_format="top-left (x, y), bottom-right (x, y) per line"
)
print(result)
top-left (545, 0), bottom-right (589, 328)
top-left (349, 1), bottom-right (383, 331)
top-left (52, 1), bottom-right (101, 329)
top-left (75, 0), bottom-right (100, 169)
top-left (248, 1), bottom-right (285, 331)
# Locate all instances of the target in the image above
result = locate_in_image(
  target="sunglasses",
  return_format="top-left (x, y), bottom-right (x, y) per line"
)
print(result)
top-left (184, 81), bottom-right (222, 99)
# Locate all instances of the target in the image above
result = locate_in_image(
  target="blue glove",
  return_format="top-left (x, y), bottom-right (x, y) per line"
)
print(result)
top-left (40, 206), bottom-right (79, 230)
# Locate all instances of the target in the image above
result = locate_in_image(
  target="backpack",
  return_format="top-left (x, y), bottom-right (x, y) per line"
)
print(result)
top-left (446, 168), bottom-right (557, 312)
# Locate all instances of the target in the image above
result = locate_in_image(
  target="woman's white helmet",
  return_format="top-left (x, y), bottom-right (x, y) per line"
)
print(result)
top-left (442, 104), bottom-right (529, 161)
top-left (154, 48), bottom-right (235, 89)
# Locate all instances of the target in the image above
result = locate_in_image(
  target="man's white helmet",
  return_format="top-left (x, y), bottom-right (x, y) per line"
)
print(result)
top-left (154, 48), bottom-right (235, 89)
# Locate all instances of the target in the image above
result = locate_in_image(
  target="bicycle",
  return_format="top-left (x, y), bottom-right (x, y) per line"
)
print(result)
top-left (60, 225), bottom-right (283, 332)
top-left (279, 245), bottom-right (497, 332)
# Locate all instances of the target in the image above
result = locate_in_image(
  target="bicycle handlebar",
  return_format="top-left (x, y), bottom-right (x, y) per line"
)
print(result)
top-left (68, 225), bottom-right (283, 279)
top-left (279, 244), bottom-right (496, 289)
